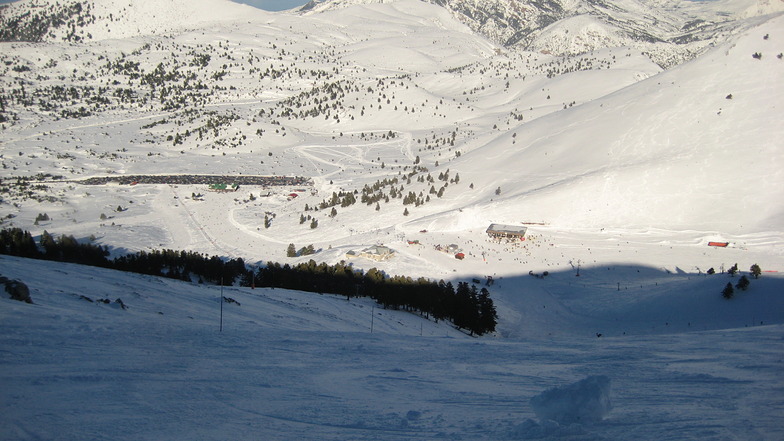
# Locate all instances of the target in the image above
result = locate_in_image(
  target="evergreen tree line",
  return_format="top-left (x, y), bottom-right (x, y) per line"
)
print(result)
top-left (0, 228), bottom-right (246, 285)
top-left (250, 260), bottom-right (496, 335)
top-left (0, 228), bottom-right (497, 335)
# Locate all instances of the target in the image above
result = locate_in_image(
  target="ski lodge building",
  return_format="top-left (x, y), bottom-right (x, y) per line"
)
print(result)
top-left (486, 224), bottom-right (528, 240)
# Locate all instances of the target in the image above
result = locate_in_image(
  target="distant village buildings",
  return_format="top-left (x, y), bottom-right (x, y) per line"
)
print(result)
top-left (346, 245), bottom-right (395, 261)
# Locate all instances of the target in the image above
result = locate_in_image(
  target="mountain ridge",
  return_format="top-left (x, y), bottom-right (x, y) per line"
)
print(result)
top-left (437, 13), bottom-right (784, 233)
top-left (299, 0), bottom-right (784, 66)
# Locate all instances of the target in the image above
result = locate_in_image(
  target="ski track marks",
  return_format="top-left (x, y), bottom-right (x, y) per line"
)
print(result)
top-left (290, 130), bottom-right (414, 180)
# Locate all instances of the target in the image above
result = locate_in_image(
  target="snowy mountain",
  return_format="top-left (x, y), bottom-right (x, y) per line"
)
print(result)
top-left (429, 15), bottom-right (784, 234)
top-left (0, 0), bottom-right (781, 268)
top-left (1, 0), bottom-right (784, 438)
top-left (300, 0), bottom-right (784, 66)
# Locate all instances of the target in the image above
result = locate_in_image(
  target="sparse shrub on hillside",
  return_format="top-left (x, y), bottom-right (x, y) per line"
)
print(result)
top-left (0, 1), bottom-right (95, 43)
top-left (750, 264), bottom-right (761, 279)
top-left (287, 243), bottom-right (296, 257)
top-left (752, 52), bottom-right (762, 60)
top-left (707, 267), bottom-right (715, 275)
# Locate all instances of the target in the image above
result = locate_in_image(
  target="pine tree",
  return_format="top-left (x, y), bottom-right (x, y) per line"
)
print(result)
top-left (286, 243), bottom-right (296, 257)
top-left (750, 264), bottom-right (761, 279)
top-left (722, 282), bottom-right (734, 299)
top-left (736, 275), bottom-right (750, 291)
top-left (728, 263), bottom-right (738, 277)
top-left (40, 230), bottom-right (57, 257)
top-left (477, 288), bottom-right (497, 334)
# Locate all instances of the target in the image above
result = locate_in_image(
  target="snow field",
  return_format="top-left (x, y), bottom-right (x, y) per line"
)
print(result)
top-left (2, 255), bottom-right (783, 440)
top-left (1, 2), bottom-right (783, 439)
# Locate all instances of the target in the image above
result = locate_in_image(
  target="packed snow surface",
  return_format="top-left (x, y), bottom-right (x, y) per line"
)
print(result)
top-left (1, 0), bottom-right (783, 439)
top-left (2, 255), bottom-right (783, 440)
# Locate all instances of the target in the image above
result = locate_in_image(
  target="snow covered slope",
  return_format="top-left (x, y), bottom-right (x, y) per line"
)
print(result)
top-left (0, 0), bottom-right (269, 41)
top-left (300, 0), bottom-right (784, 66)
top-left (438, 14), bottom-right (784, 234)
top-left (2, 254), bottom-right (783, 440)
top-left (0, 0), bottom-right (781, 276)
top-left (1, 1), bottom-right (783, 436)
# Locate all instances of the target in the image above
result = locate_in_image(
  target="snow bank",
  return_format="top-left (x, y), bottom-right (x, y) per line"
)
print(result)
top-left (529, 375), bottom-right (612, 424)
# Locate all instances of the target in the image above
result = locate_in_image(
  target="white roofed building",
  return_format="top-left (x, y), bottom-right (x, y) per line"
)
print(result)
top-left (486, 224), bottom-right (528, 240)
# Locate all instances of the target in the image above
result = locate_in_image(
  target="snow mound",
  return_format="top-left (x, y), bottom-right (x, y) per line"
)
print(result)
top-left (529, 375), bottom-right (612, 424)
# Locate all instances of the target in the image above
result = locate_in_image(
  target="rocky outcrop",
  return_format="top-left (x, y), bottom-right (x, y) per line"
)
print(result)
top-left (1, 275), bottom-right (33, 304)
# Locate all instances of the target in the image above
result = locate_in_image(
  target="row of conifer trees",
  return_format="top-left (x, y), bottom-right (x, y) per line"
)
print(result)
top-left (0, 227), bottom-right (497, 335)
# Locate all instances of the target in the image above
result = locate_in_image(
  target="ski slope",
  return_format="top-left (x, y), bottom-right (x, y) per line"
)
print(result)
top-left (1, 1), bottom-right (783, 439)
top-left (2, 254), bottom-right (783, 441)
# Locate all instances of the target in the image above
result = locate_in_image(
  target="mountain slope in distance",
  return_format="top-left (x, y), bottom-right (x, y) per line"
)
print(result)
top-left (423, 15), bottom-right (784, 234)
